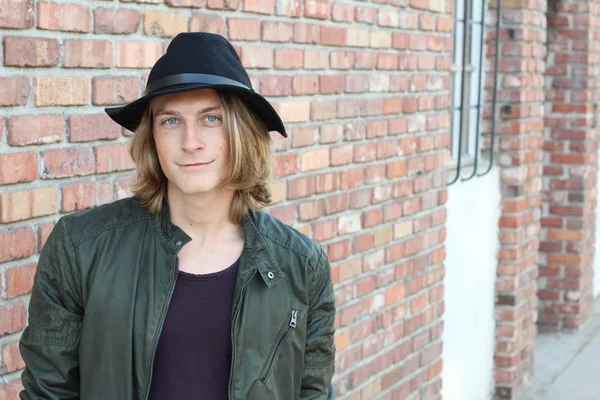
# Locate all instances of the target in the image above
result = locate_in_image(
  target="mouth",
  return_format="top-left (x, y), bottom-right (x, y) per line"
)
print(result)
top-left (178, 160), bottom-right (214, 168)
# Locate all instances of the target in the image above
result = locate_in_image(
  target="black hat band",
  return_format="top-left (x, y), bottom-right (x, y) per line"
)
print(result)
top-left (144, 73), bottom-right (252, 96)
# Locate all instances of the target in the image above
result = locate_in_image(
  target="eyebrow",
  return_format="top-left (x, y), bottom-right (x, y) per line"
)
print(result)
top-left (154, 105), bottom-right (222, 118)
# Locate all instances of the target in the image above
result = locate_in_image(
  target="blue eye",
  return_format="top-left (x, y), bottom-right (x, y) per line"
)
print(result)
top-left (163, 118), bottom-right (179, 125)
top-left (204, 115), bottom-right (221, 124)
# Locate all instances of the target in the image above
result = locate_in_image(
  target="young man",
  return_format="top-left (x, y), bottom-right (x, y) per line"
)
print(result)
top-left (19, 32), bottom-right (336, 400)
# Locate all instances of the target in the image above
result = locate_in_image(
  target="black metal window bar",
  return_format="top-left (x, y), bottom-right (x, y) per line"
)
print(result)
top-left (448, 0), bottom-right (501, 185)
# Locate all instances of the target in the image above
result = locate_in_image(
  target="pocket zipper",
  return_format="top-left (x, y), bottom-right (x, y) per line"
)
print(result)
top-left (260, 309), bottom-right (298, 382)
top-left (289, 310), bottom-right (298, 328)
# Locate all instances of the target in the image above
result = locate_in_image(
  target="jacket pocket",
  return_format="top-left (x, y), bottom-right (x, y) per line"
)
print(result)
top-left (259, 308), bottom-right (298, 382)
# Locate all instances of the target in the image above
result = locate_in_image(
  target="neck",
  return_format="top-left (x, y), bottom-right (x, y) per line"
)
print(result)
top-left (166, 184), bottom-right (241, 245)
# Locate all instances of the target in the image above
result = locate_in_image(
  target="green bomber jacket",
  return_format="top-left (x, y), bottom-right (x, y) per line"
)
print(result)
top-left (19, 196), bottom-right (336, 399)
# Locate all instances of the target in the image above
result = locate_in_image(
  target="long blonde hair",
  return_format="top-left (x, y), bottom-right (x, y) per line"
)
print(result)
top-left (129, 91), bottom-right (273, 223)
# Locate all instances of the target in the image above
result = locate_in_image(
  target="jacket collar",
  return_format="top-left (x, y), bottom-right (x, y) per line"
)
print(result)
top-left (239, 210), bottom-right (283, 288)
top-left (153, 203), bottom-right (283, 288)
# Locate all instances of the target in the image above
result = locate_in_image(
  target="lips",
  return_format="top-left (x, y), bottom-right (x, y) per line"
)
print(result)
top-left (178, 160), bottom-right (214, 167)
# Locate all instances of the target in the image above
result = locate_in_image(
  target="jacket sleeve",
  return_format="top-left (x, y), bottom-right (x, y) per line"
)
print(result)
top-left (300, 248), bottom-right (336, 399)
top-left (19, 218), bottom-right (83, 400)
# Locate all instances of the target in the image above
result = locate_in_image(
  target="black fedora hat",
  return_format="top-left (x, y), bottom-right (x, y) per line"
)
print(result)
top-left (105, 32), bottom-right (287, 137)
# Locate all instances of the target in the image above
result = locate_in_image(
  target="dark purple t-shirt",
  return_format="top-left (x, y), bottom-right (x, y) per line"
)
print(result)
top-left (148, 260), bottom-right (239, 400)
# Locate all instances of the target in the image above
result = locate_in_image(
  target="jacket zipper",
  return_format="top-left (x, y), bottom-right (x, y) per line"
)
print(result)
top-left (143, 258), bottom-right (179, 400)
top-left (259, 309), bottom-right (298, 382)
top-left (228, 270), bottom-right (256, 400)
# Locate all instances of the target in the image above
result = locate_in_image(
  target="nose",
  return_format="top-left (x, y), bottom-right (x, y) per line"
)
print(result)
top-left (180, 123), bottom-right (205, 152)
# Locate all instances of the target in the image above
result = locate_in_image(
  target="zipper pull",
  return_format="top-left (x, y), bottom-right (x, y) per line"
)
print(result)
top-left (289, 310), bottom-right (298, 328)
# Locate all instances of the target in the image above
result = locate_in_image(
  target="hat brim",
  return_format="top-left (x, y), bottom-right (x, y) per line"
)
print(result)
top-left (105, 83), bottom-right (287, 137)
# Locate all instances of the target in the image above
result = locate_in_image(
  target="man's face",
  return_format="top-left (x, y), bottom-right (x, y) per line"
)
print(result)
top-left (152, 88), bottom-right (230, 197)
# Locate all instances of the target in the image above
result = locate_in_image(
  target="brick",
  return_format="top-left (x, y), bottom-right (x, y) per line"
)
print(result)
top-left (190, 13), bottom-right (225, 35)
top-left (166, 0), bottom-right (205, 6)
top-left (292, 127), bottom-right (318, 148)
top-left (288, 177), bottom-right (315, 199)
top-left (38, 2), bottom-right (91, 33)
top-left (320, 124), bottom-right (342, 143)
top-left (117, 41), bottom-right (164, 69)
top-left (321, 26), bottom-right (347, 47)
top-left (325, 193), bottom-right (350, 215)
top-left (346, 75), bottom-right (369, 93)
top-left (384, 98), bottom-right (402, 114)
top-left (262, 21), bottom-right (293, 42)
top-left (61, 181), bottom-right (113, 213)
top-left (311, 100), bottom-right (336, 121)
top-left (354, 52), bottom-right (377, 69)
top-left (371, 31), bottom-right (392, 48)
top-left (301, 149), bottom-right (329, 171)
top-left (207, 0), bottom-right (240, 9)
top-left (35, 77), bottom-right (90, 107)
top-left (2, 340), bottom-right (25, 373)
top-left (269, 205), bottom-right (296, 225)
top-left (340, 169), bottom-right (365, 190)
top-left (38, 222), bottom-right (56, 250)
top-left (320, 76), bottom-right (345, 94)
top-left (354, 143), bottom-right (377, 163)
top-left (144, 11), bottom-right (189, 37)
top-left (0, 76), bottom-right (29, 107)
top-left (0, 0), bottom-right (34, 28)
top-left (69, 113), bottom-right (122, 142)
top-left (353, 233), bottom-right (374, 253)
top-left (275, 0), bottom-right (301, 17)
top-left (115, 176), bottom-right (136, 200)
top-left (337, 99), bottom-right (364, 119)
top-left (0, 187), bottom-right (57, 224)
top-left (0, 229), bottom-right (36, 262)
top-left (6, 263), bottom-right (36, 299)
top-left (330, 52), bottom-right (355, 70)
top-left (227, 18), bottom-right (261, 41)
top-left (274, 154), bottom-right (299, 178)
top-left (8, 114), bottom-right (63, 146)
top-left (258, 75), bottom-right (291, 97)
top-left (347, 28), bottom-right (370, 47)
top-left (241, 46), bottom-right (273, 69)
top-left (332, 3), bottom-right (354, 22)
top-left (316, 172), bottom-right (339, 194)
top-left (312, 218), bottom-right (337, 241)
top-left (3, 36), bottom-right (59, 67)
top-left (304, 49), bottom-right (329, 69)
top-left (275, 49), bottom-right (304, 69)
top-left (331, 145), bottom-right (353, 166)
top-left (377, 54), bottom-right (399, 71)
top-left (0, 303), bottom-right (27, 336)
top-left (93, 77), bottom-right (140, 106)
top-left (305, 0), bottom-right (330, 20)
top-left (355, 6), bottom-right (376, 24)
top-left (338, 213), bottom-right (361, 235)
top-left (294, 23), bottom-right (320, 44)
top-left (0, 152), bottom-right (37, 185)
top-left (292, 75), bottom-right (319, 95)
top-left (94, 8), bottom-right (141, 34)
top-left (64, 40), bottom-right (112, 68)
top-left (299, 200), bottom-right (325, 221)
top-left (96, 144), bottom-right (136, 174)
top-left (374, 226), bottom-right (393, 246)
top-left (327, 239), bottom-right (351, 261)
top-left (245, 0), bottom-right (274, 14)
top-left (42, 148), bottom-right (95, 178)
top-left (366, 165), bottom-right (386, 185)
top-left (120, 0), bottom-right (161, 4)
top-left (275, 101), bottom-right (310, 123)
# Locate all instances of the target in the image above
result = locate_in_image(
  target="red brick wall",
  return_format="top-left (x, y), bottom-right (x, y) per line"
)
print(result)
top-left (491, 1), bottom-right (546, 398)
top-left (0, 1), bottom-right (452, 398)
top-left (539, 0), bottom-right (599, 332)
